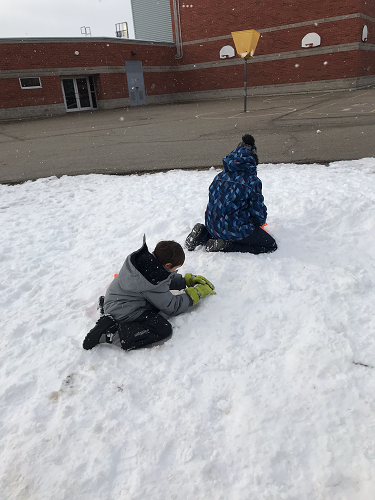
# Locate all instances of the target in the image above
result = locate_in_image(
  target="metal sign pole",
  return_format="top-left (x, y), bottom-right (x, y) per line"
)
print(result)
top-left (231, 29), bottom-right (260, 114)
top-left (244, 58), bottom-right (247, 113)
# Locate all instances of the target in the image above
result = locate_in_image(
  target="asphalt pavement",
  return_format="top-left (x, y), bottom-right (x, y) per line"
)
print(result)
top-left (0, 87), bottom-right (374, 184)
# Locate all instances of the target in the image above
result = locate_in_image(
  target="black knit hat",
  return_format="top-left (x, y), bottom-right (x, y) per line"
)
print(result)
top-left (239, 134), bottom-right (259, 165)
top-left (242, 134), bottom-right (255, 147)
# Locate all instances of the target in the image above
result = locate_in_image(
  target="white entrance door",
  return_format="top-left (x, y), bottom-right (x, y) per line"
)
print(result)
top-left (61, 77), bottom-right (96, 111)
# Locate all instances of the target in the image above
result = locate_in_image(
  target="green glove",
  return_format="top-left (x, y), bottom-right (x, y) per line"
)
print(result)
top-left (185, 283), bottom-right (216, 305)
top-left (185, 273), bottom-right (215, 290)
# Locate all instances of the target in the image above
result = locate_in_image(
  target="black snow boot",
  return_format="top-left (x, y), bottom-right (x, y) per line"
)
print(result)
top-left (83, 315), bottom-right (118, 350)
top-left (205, 238), bottom-right (233, 252)
top-left (185, 223), bottom-right (209, 251)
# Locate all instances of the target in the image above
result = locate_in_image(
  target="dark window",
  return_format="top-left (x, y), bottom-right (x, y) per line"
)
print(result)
top-left (62, 79), bottom-right (78, 109)
top-left (88, 76), bottom-right (97, 108)
top-left (20, 77), bottom-right (42, 89)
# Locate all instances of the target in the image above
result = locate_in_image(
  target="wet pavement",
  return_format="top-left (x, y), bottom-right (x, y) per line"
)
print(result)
top-left (1, 86), bottom-right (374, 184)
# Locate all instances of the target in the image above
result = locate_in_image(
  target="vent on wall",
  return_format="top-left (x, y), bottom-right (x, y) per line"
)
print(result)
top-left (362, 25), bottom-right (368, 42)
top-left (131, 0), bottom-right (174, 42)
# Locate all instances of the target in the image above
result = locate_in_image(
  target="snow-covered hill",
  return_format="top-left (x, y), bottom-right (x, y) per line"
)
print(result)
top-left (1, 159), bottom-right (375, 500)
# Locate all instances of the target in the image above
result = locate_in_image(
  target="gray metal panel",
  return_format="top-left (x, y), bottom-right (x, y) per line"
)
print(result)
top-left (125, 60), bottom-right (146, 106)
top-left (131, 0), bottom-right (174, 42)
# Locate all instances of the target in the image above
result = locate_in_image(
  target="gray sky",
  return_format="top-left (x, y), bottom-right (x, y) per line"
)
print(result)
top-left (0, 0), bottom-right (135, 39)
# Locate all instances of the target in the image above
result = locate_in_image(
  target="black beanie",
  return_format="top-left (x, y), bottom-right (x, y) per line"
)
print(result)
top-left (242, 134), bottom-right (255, 147)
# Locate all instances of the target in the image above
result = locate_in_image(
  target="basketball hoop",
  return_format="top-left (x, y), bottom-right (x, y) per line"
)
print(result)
top-left (301, 33), bottom-right (321, 48)
top-left (219, 46), bottom-right (235, 59)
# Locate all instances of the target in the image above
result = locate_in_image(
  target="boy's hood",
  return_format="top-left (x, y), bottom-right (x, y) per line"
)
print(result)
top-left (117, 236), bottom-right (172, 292)
top-left (223, 145), bottom-right (258, 175)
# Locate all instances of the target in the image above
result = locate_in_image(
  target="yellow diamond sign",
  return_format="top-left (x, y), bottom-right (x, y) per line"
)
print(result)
top-left (231, 29), bottom-right (260, 59)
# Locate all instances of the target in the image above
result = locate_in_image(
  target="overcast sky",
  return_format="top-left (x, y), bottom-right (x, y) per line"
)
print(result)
top-left (0, 0), bottom-right (135, 39)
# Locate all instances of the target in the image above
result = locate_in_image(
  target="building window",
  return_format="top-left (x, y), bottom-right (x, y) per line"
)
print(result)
top-left (19, 77), bottom-right (42, 89)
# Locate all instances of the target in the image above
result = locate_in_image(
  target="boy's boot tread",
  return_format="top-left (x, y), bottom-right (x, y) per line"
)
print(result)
top-left (185, 223), bottom-right (209, 251)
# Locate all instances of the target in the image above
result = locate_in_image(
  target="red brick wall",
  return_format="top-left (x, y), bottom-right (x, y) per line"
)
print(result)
top-left (0, 40), bottom-right (176, 109)
top-left (96, 73), bottom-right (128, 101)
top-left (0, 76), bottom-right (64, 108)
top-left (361, 0), bottom-right (375, 18)
top-left (170, 1), bottom-right (371, 93)
top-left (172, 50), bottom-right (359, 94)
top-left (0, 40), bottom-right (176, 71)
top-left (97, 70), bottom-right (179, 100)
top-left (144, 71), bottom-right (178, 96)
top-left (178, 17), bottom-right (363, 66)
top-left (358, 47), bottom-right (375, 77)
top-left (259, 18), bottom-right (363, 55)
top-left (177, 0), bottom-right (362, 41)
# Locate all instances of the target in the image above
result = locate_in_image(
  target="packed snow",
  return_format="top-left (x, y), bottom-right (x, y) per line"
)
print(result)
top-left (1, 158), bottom-right (375, 500)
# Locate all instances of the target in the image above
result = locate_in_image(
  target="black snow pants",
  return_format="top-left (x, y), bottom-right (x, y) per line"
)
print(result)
top-left (227, 226), bottom-right (277, 254)
top-left (111, 311), bottom-right (173, 351)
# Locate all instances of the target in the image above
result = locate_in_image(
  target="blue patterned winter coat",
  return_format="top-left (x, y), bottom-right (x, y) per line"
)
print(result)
top-left (205, 145), bottom-right (267, 241)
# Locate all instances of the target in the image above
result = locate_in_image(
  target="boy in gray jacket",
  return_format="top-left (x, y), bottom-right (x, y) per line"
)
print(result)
top-left (83, 237), bottom-right (215, 351)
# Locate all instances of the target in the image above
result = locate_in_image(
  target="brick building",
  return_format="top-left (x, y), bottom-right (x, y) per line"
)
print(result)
top-left (0, 0), bottom-right (374, 120)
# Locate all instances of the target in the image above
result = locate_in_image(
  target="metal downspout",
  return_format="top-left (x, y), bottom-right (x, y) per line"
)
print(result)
top-left (172, 0), bottom-right (183, 59)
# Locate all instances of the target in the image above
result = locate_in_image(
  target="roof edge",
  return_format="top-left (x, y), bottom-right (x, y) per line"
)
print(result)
top-left (0, 36), bottom-right (176, 46)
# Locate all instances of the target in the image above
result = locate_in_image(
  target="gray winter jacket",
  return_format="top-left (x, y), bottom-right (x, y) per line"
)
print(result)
top-left (103, 239), bottom-right (191, 322)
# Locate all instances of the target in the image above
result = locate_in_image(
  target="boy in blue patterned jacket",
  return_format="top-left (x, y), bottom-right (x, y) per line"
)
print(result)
top-left (185, 134), bottom-right (277, 254)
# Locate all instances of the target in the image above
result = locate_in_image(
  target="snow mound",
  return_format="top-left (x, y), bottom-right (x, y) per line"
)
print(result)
top-left (1, 159), bottom-right (375, 499)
